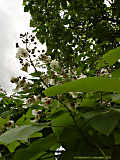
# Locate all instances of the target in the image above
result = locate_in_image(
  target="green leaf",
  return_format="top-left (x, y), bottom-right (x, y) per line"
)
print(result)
top-left (7, 141), bottom-right (20, 153)
top-left (114, 132), bottom-right (120, 145)
top-left (0, 117), bottom-right (8, 126)
top-left (59, 151), bottom-right (73, 160)
top-left (0, 123), bottom-right (49, 144)
top-left (0, 111), bottom-right (11, 119)
top-left (30, 71), bottom-right (42, 77)
top-left (59, 127), bottom-right (80, 150)
top-left (48, 0), bottom-right (52, 4)
top-left (111, 94), bottom-right (120, 104)
top-left (22, 0), bottom-right (27, 6)
top-left (80, 98), bottom-right (96, 107)
top-left (52, 112), bottom-right (74, 139)
top-left (80, 93), bottom-right (97, 107)
top-left (103, 47), bottom-right (120, 66)
top-left (116, 38), bottom-right (120, 42)
top-left (44, 77), bottom-right (120, 96)
top-left (111, 108), bottom-right (120, 112)
top-left (0, 93), bottom-right (5, 97)
top-left (24, 5), bottom-right (29, 12)
top-left (30, 132), bottom-right (42, 138)
top-left (0, 155), bottom-right (5, 160)
top-left (13, 134), bottom-right (57, 160)
top-left (89, 111), bottom-right (120, 136)
top-left (16, 114), bottom-right (26, 125)
top-left (81, 111), bottom-right (103, 120)
top-left (16, 108), bottom-right (32, 125)
top-left (0, 117), bottom-right (9, 130)
top-left (111, 69), bottom-right (120, 79)
top-left (50, 110), bottom-right (65, 119)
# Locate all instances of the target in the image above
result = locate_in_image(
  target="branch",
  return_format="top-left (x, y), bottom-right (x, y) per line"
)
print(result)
top-left (24, 33), bottom-right (48, 88)
top-left (95, 143), bottom-right (109, 160)
top-left (61, 101), bottom-right (79, 128)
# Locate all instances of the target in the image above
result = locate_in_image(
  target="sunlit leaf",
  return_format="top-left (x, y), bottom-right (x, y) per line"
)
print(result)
top-left (0, 123), bottom-right (49, 144)
top-left (44, 77), bottom-right (120, 96)
top-left (7, 141), bottom-right (20, 153)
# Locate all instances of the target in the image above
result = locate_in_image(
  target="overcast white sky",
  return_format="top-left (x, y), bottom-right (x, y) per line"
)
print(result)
top-left (0, 0), bottom-right (35, 93)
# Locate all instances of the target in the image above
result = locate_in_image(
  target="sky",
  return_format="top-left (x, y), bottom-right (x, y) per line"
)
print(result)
top-left (0, 0), bottom-right (35, 94)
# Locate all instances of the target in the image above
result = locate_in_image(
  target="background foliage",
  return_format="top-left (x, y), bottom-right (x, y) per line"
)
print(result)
top-left (0, 0), bottom-right (120, 159)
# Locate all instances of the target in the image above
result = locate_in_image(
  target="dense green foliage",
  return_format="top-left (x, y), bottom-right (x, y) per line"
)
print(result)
top-left (0, 0), bottom-right (120, 159)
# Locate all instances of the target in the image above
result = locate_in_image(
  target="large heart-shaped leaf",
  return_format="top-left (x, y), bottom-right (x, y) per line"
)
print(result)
top-left (0, 123), bottom-right (49, 144)
top-left (96, 47), bottom-right (120, 68)
top-left (52, 112), bottom-right (74, 138)
top-left (103, 47), bottom-right (120, 66)
top-left (88, 111), bottom-right (120, 136)
top-left (13, 134), bottom-right (57, 160)
top-left (44, 77), bottom-right (120, 96)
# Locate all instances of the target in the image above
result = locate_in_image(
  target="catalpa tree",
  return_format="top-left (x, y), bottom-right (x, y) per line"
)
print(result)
top-left (0, 0), bottom-right (120, 159)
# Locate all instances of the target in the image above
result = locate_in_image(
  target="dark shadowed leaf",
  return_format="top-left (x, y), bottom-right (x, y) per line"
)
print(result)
top-left (88, 111), bottom-right (120, 136)
top-left (13, 134), bottom-right (57, 160)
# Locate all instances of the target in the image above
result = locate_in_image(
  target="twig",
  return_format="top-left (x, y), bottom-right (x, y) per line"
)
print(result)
top-left (60, 101), bottom-right (79, 128)
top-left (24, 33), bottom-right (48, 88)
top-left (95, 143), bottom-right (109, 160)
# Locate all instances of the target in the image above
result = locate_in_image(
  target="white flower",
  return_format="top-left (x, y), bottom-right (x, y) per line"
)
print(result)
top-left (35, 95), bottom-right (41, 102)
top-left (41, 97), bottom-right (52, 105)
top-left (50, 60), bottom-right (59, 68)
top-left (74, 71), bottom-right (77, 75)
top-left (10, 77), bottom-right (19, 84)
top-left (78, 73), bottom-right (87, 79)
top-left (37, 110), bottom-right (42, 114)
top-left (49, 79), bottom-right (55, 85)
top-left (81, 74), bottom-right (87, 79)
top-left (8, 120), bottom-right (14, 124)
top-left (8, 120), bottom-right (14, 127)
top-left (16, 48), bottom-right (29, 59)
top-left (41, 97), bottom-right (47, 103)
top-left (101, 68), bottom-right (108, 74)
top-left (46, 56), bottom-right (51, 61)
top-left (32, 109), bottom-right (37, 116)
top-left (22, 105), bottom-right (28, 109)
top-left (99, 68), bottom-right (109, 76)
top-left (69, 92), bottom-right (78, 98)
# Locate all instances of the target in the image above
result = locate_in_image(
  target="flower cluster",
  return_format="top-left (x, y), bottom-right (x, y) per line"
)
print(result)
top-left (10, 76), bottom-right (28, 91)
top-left (50, 60), bottom-right (59, 69)
top-left (16, 48), bottom-right (29, 59)
top-left (31, 109), bottom-right (46, 123)
top-left (10, 32), bottom-right (89, 125)
top-left (7, 120), bottom-right (14, 128)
